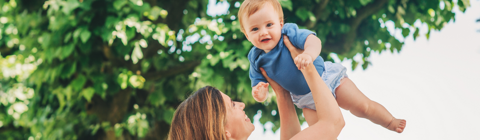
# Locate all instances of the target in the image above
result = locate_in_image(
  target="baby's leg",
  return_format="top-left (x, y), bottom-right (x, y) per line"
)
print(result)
top-left (303, 108), bottom-right (318, 126)
top-left (335, 78), bottom-right (406, 133)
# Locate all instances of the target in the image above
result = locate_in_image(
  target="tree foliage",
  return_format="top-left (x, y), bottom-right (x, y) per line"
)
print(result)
top-left (0, 0), bottom-right (469, 139)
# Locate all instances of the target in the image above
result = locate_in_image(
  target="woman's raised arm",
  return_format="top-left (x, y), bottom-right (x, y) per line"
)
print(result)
top-left (260, 68), bottom-right (301, 139)
top-left (262, 36), bottom-right (345, 140)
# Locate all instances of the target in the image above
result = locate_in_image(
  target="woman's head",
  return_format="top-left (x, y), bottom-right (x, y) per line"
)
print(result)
top-left (168, 86), bottom-right (254, 140)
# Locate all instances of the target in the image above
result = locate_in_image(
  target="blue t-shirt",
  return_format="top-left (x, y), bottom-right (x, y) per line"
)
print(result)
top-left (248, 23), bottom-right (325, 95)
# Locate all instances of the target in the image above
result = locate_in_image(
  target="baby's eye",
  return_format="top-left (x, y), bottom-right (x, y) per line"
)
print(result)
top-left (252, 27), bottom-right (258, 31)
top-left (233, 102), bottom-right (236, 107)
top-left (267, 23), bottom-right (272, 27)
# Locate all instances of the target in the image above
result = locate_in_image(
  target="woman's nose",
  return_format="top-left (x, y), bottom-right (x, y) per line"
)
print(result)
top-left (239, 102), bottom-right (245, 109)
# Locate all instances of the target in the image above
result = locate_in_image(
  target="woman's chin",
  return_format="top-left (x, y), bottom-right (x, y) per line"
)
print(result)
top-left (249, 124), bottom-right (255, 133)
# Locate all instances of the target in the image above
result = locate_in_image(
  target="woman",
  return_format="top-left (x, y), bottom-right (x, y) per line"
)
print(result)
top-left (168, 36), bottom-right (345, 140)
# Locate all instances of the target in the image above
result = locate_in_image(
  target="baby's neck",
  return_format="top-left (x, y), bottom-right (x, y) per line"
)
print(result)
top-left (263, 49), bottom-right (271, 53)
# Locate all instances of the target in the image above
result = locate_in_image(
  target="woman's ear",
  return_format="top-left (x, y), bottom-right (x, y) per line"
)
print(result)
top-left (225, 131), bottom-right (232, 139)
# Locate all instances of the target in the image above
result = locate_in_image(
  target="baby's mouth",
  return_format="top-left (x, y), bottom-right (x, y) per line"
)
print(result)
top-left (261, 38), bottom-right (271, 43)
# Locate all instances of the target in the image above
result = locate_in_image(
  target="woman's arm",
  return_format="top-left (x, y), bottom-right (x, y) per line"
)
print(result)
top-left (285, 35), bottom-right (345, 140)
top-left (259, 68), bottom-right (301, 139)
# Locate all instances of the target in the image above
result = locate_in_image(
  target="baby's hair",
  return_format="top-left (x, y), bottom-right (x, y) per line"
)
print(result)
top-left (238, 0), bottom-right (284, 33)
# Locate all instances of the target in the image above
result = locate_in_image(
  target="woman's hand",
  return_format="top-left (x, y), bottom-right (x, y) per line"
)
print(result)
top-left (260, 68), bottom-right (285, 94)
top-left (284, 35), bottom-right (312, 70)
top-left (283, 35), bottom-right (304, 60)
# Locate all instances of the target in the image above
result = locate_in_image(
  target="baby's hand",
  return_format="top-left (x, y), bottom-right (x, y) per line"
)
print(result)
top-left (294, 53), bottom-right (313, 70)
top-left (252, 82), bottom-right (269, 102)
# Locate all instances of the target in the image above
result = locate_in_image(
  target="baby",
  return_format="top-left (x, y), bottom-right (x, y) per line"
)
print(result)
top-left (238, 0), bottom-right (406, 133)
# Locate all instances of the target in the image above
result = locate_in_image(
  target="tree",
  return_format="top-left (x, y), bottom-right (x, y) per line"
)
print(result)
top-left (0, 0), bottom-right (470, 139)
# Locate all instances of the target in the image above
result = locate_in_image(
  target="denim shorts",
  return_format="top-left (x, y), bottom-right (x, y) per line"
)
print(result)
top-left (290, 62), bottom-right (348, 110)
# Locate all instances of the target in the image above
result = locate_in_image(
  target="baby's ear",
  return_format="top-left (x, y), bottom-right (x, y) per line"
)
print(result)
top-left (280, 20), bottom-right (284, 28)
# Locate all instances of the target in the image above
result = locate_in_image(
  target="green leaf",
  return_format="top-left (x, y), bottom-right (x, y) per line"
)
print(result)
top-left (359, 0), bottom-right (372, 6)
top-left (62, 0), bottom-right (80, 15)
top-left (64, 32), bottom-right (72, 43)
top-left (163, 108), bottom-right (175, 124)
top-left (55, 47), bottom-right (64, 59)
top-left (278, 0), bottom-right (293, 11)
top-left (149, 6), bottom-right (162, 20)
top-left (308, 12), bottom-right (316, 22)
top-left (73, 28), bottom-right (83, 43)
top-left (80, 30), bottom-right (91, 43)
top-left (91, 124), bottom-right (100, 135)
top-left (40, 33), bottom-right (52, 49)
top-left (45, 47), bottom-right (55, 63)
top-left (209, 55), bottom-right (220, 66)
top-left (242, 40), bottom-right (252, 50)
top-left (93, 81), bottom-right (107, 99)
top-left (132, 45), bottom-right (143, 64)
top-left (71, 74), bottom-right (87, 92)
top-left (129, 75), bottom-right (145, 88)
top-left (295, 8), bottom-right (309, 22)
top-left (388, 5), bottom-right (395, 13)
top-left (214, 42), bottom-right (228, 52)
top-left (118, 73), bottom-right (129, 89)
top-left (52, 87), bottom-right (66, 112)
top-left (62, 44), bottom-right (75, 59)
top-left (113, 0), bottom-right (128, 10)
top-left (426, 30), bottom-right (431, 40)
top-left (351, 60), bottom-right (358, 70)
top-left (137, 120), bottom-right (149, 137)
top-left (362, 60), bottom-right (370, 70)
top-left (126, 27), bottom-right (136, 40)
top-left (229, 62), bottom-right (238, 71)
top-left (81, 87), bottom-right (95, 102)
top-left (402, 28), bottom-right (410, 37)
top-left (148, 92), bottom-right (166, 107)
top-left (114, 124), bottom-right (124, 137)
top-left (413, 27), bottom-right (420, 40)
top-left (237, 57), bottom-right (249, 71)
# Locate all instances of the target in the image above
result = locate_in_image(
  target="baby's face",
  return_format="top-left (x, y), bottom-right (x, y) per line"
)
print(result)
top-left (242, 3), bottom-right (283, 53)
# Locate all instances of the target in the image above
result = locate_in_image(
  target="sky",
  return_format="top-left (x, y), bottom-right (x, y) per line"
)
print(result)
top-left (208, 0), bottom-right (480, 139)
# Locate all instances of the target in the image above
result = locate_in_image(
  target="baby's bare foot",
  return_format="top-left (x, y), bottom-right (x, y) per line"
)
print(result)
top-left (386, 119), bottom-right (406, 133)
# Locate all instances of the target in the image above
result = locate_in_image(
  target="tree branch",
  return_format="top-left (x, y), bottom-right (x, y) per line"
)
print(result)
top-left (323, 0), bottom-right (388, 54)
top-left (165, 0), bottom-right (191, 32)
top-left (350, 0), bottom-right (388, 28)
top-left (0, 124), bottom-right (23, 134)
top-left (143, 39), bottom-right (167, 59)
top-left (0, 47), bottom-right (13, 56)
top-left (143, 60), bottom-right (201, 81)
top-left (305, 0), bottom-right (330, 29)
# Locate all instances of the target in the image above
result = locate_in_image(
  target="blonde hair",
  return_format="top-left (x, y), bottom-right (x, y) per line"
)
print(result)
top-left (238, 0), bottom-right (284, 33)
top-left (168, 86), bottom-right (228, 140)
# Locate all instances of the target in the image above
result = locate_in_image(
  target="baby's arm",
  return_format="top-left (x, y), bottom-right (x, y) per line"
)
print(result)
top-left (294, 35), bottom-right (322, 70)
top-left (252, 82), bottom-right (269, 102)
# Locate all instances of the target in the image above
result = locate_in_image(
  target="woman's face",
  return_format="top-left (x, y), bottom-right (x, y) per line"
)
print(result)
top-left (222, 92), bottom-right (255, 139)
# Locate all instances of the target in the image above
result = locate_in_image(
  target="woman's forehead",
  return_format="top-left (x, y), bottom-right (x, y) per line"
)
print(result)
top-left (221, 92), bottom-right (232, 109)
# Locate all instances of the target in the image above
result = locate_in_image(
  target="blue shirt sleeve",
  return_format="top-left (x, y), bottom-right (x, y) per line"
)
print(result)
top-left (281, 23), bottom-right (316, 50)
top-left (248, 47), bottom-right (267, 87)
top-left (249, 64), bottom-right (267, 87)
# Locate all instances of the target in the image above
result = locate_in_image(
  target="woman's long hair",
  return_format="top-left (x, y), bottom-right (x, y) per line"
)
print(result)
top-left (168, 86), bottom-right (228, 140)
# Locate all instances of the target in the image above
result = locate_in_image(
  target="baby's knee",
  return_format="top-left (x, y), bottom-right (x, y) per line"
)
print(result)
top-left (351, 102), bottom-right (370, 117)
